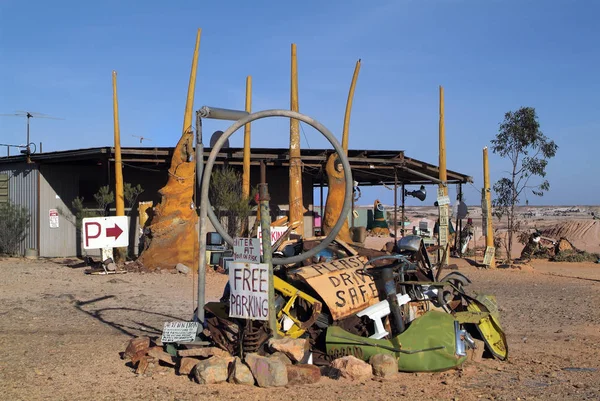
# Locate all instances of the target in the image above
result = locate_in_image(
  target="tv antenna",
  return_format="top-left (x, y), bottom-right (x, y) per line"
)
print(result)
top-left (0, 111), bottom-right (64, 156)
top-left (131, 134), bottom-right (152, 144)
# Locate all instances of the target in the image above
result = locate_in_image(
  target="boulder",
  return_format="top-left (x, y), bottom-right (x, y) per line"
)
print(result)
top-left (228, 357), bottom-right (255, 385)
top-left (286, 364), bottom-right (321, 385)
top-left (124, 336), bottom-right (150, 363)
top-left (179, 357), bottom-right (200, 375)
top-left (193, 356), bottom-right (230, 384)
top-left (331, 356), bottom-right (372, 381)
top-left (267, 337), bottom-right (308, 362)
top-left (369, 353), bottom-right (397, 377)
top-left (245, 353), bottom-right (288, 387)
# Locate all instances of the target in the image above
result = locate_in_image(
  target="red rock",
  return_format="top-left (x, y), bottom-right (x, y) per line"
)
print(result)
top-left (179, 357), bottom-right (201, 375)
top-left (286, 364), bottom-right (321, 385)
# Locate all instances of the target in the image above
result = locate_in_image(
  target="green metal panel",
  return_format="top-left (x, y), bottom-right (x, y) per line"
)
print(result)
top-left (0, 173), bottom-right (8, 203)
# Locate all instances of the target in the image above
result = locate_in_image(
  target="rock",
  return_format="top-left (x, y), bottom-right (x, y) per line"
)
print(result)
top-left (267, 337), bottom-right (308, 362)
top-left (176, 263), bottom-right (191, 274)
top-left (556, 238), bottom-right (575, 253)
top-left (124, 336), bottom-right (150, 363)
top-left (245, 353), bottom-right (288, 387)
top-left (228, 357), bottom-right (255, 385)
top-left (179, 346), bottom-right (231, 358)
top-left (106, 262), bottom-right (117, 271)
top-left (268, 352), bottom-right (292, 365)
top-left (331, 356), bottom-right (372, 381)
top-left (369, 354), bottom-right (397, 377)
top-left (193, 356), bottom-right (230, 384)
top-left (320, 366), bottom-right (342, 380)
top-left (179, 357), bottom-right (201, 375)
top-left (147, 346), bottom-right (177, 366)
top-left (286, 364), bottom-right (321, 385)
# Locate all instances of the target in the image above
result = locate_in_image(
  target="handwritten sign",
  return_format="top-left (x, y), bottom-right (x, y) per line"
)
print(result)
top-left (233, 237), bottom-right (260, 263)
top-left (483, 246), bottom-right (495, 266)
top-left (229, 262), bottom-right (269, 320)
top-left (437, 195), bottom-right (451, 206)
top-left (439, 204), bottom-right (449, 224)
top-left (289, 255), bottom-right (377, 320)
top-left (257, 225), bottom-right (288, 253)
top-left (161, 321), bottom-right (199, 343)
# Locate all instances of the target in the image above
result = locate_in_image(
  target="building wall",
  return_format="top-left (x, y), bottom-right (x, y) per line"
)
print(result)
top-left (0, 163), bottom-right (39, 255)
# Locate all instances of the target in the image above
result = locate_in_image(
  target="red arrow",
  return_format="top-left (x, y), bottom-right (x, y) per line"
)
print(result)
top-left (106, 224), bottom-right (123, 240)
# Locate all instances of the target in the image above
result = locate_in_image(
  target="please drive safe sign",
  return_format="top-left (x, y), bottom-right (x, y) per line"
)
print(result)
top-left (228, 262), bottom-right (269, 321)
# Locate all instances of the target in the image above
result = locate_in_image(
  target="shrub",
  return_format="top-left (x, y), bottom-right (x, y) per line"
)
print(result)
top-left (552, 250), bottom-right (599, 263)
top-left (0, 202), bottom-right (30, 255)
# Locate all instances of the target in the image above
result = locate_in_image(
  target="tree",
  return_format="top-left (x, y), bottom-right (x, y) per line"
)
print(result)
top-left (0, 202), bottom-right (30, 255)
top-left (209, 167), bottom-right (256, 239)
top-left (491, 107), bottom-right (558, 264)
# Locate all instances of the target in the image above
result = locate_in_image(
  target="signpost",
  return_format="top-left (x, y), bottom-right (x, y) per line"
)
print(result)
top-left (228, 262), bottom-right (269, 320)
top-left (49, 209), bottom-right (59, 229)
top-left (82, 216), bottom-right (129, 262)
top-left (233, 237), bottom-right (261, 263)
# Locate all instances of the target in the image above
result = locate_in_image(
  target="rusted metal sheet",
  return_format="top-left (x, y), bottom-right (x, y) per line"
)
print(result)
top-left (322, 153), bottom-right (352, 243)
top-left (288, 255), bottom-right (379, 320)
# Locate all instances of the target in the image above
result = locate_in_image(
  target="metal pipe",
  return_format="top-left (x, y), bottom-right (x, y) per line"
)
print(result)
top-left (401, 183), bottom-right (405, 236)
top-left (258, 160), bottom-right (277, 334)
top-left (196, 115), bottom-right (204, 320)
top-left (483, 147), bottom-right (495, 267)
top-left (399, 165), bottom-right (446, 184)
top-left (394, 168), bottom-right (398, 237)
top-left (198, 106), bottom-right (249, 121)
top-left (199, 111), bottom-right (353, 298)
top-left (439, 86), bottom-right (449, 265)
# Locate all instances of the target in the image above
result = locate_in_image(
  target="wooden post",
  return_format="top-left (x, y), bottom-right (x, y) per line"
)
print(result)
top-left (242, 76), bottom-right (252, 199)
top-left (483, 147), bottom-right (496, 268)
top-left (289, 43), bottom-right (304, 236)
top-left (112, 71), bottom-right (124, 219)
top-left (438, 86), bottom-right (449, 265)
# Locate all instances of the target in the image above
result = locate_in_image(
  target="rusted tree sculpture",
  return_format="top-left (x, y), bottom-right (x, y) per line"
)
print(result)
top-left (322, 153), bottom-right (352, 243)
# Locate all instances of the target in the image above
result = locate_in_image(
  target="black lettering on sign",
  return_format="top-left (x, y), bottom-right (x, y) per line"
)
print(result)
top-left (335, 290), bottom-right (346, 307)
top-left (352, 269), bottom-right (367, 284)
top-left (357, 284), bottom-right (369, 303)
top-left (329, 260), bottom-right (341, 271)
top-left (259, 268), bottom-right (267, 293)
top-left (243, 268), bottom-right (251, 291)
top-left (310, 264), bottom-right (325, 275)
top-left (348, 287), bottom-right (359, 306)
top-left (337, 259), bottom-right (352, 270)
top-left (369, 282), bottom-right (378, 298)
top-left (347, 257), bottom-right (362, 268)
top-left (340, 272), bottom-right (354, 287)
top-left (329, 276), bottom-right (342, 288)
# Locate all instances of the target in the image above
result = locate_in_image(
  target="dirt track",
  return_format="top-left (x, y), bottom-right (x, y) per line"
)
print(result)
top-left (1, 257), bottom-right (599, 400)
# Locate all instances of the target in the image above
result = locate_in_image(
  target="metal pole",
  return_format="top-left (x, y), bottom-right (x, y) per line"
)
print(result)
top-left (483, 147), bottom-right (496, 268)
top-left (39, 142), bottom-right (42, 153)
top-left (454, 186), bottom-right (461, 255)
top-left (394, 169), bottom-right (398, 238)
top-left (458, 184), bottom-right (463, 257)
top-left (401, 183), bottom-right (405, 237)
top-left (259, 161), bottom-right (277, 335)
top-left (289, 43), bottom-right (304, 236)
top-left (320, 165), bottom-right (324, 235)
top-left (242, 76), bottom-right (252, 199)
top-left (196, 115), bottom-right (204, 306)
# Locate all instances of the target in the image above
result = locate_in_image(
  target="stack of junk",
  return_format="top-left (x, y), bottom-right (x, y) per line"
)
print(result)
top-left (123, 233), bottom-right (508, 387)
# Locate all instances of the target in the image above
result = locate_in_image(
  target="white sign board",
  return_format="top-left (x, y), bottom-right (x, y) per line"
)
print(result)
top-left (229, 262), bottom-right (269, 320)
top-left (257, 225), bottom-right (288, 253)
top-left (233, 237), bottom-right (261, 263)
top-left (161, 321), bottom-right (199, 343)
top-left (82, 216), bottom-right (129, 249)
top-left (49, 209), bottom-right (59, 229)
top-left (483, 246), bottom-right (495, 266)
top-left (437, 195), bottom-right (451, 206)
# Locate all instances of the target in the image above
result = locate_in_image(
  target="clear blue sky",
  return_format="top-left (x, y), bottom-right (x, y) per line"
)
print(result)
top-left (1, 0), bottom-right (598, 207)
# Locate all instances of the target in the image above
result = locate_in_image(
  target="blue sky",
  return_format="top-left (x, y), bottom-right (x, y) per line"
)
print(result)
top-left (1, 0), bottom-right (598, 207)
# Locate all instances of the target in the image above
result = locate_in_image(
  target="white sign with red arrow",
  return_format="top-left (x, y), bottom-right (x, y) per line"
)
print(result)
top-left (82, 216), bottom-right (129, 250)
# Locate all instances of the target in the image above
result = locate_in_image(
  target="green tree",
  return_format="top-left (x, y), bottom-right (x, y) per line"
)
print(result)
top-left (209, 167), bottom-right (256, 239)
top-left (123, 182), bottom-right (144, 210)
top-left (0, 202), bottom-right (30, 255)
top-left (491, 107), bottom-right (558, 264)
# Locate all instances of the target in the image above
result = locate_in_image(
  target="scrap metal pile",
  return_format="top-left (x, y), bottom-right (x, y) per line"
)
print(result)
top-left (123, 234), bottom-right (508, 386)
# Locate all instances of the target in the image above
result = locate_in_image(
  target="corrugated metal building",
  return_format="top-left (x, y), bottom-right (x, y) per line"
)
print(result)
top-left (0, 146), bottom-right (472, 257)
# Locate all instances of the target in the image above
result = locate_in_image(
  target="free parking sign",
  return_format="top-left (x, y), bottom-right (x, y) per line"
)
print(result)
top-left (82, 216), bottom-right (129, 249)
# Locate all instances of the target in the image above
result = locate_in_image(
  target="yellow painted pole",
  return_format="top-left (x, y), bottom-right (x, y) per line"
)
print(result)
top-left (483, 147), bottom-right (496, 268)
top-left (242, 76), bottom-right (252, 199)
top-left (183, 28), bottom-right (202, 133)
top-left (112, 71), bottom-right (124, 218)
top-left (289, 43), bottom-right (304, 236)
top-left (342, 59), bottom-right (361, 155)
top-left (439, 85), bottom-right (449, 265)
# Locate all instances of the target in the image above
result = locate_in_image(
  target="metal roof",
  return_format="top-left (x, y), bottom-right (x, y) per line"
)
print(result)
top-left (0, 146), bottom-right (473, 186)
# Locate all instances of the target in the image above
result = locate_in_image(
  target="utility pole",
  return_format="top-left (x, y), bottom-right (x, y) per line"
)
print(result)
top-left (242, 76), bottom-right (252, 200)
top-left (112, 71), bottom-right (125, 261)
top-left (289, 43), bottom-right (304, 236)
top-left (438, 86), bottom-right (449, 265)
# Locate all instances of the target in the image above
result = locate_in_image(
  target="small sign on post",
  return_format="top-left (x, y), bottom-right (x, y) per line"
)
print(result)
top-left (233, 237), bottom-right (261, 263)
top-left (82, 216), bottom-right (129, 249)
top-left (483, 246), bottom-right (495, 266)
top-left (161, 321), bottom-right (200, 343)
top-left (228, 262), bottom-right (269, 320)
top-left (257, 225), bottom-right (288, 254)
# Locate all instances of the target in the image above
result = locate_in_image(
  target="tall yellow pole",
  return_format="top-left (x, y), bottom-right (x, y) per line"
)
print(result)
top-left (112, 71), bottom-right (124, 218)
top-left (483, 147), bottom-right (496, 268)
top-left (289, 43), bottom-right (304, 236)
top-left (183, 28), bottom-right (202, 133)
top-left (342, 59), bottom-right (361, 155)
top-left (439, 86), bottom-right (449, 265)
top-left (242, 76), bottom-right (252, 199)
